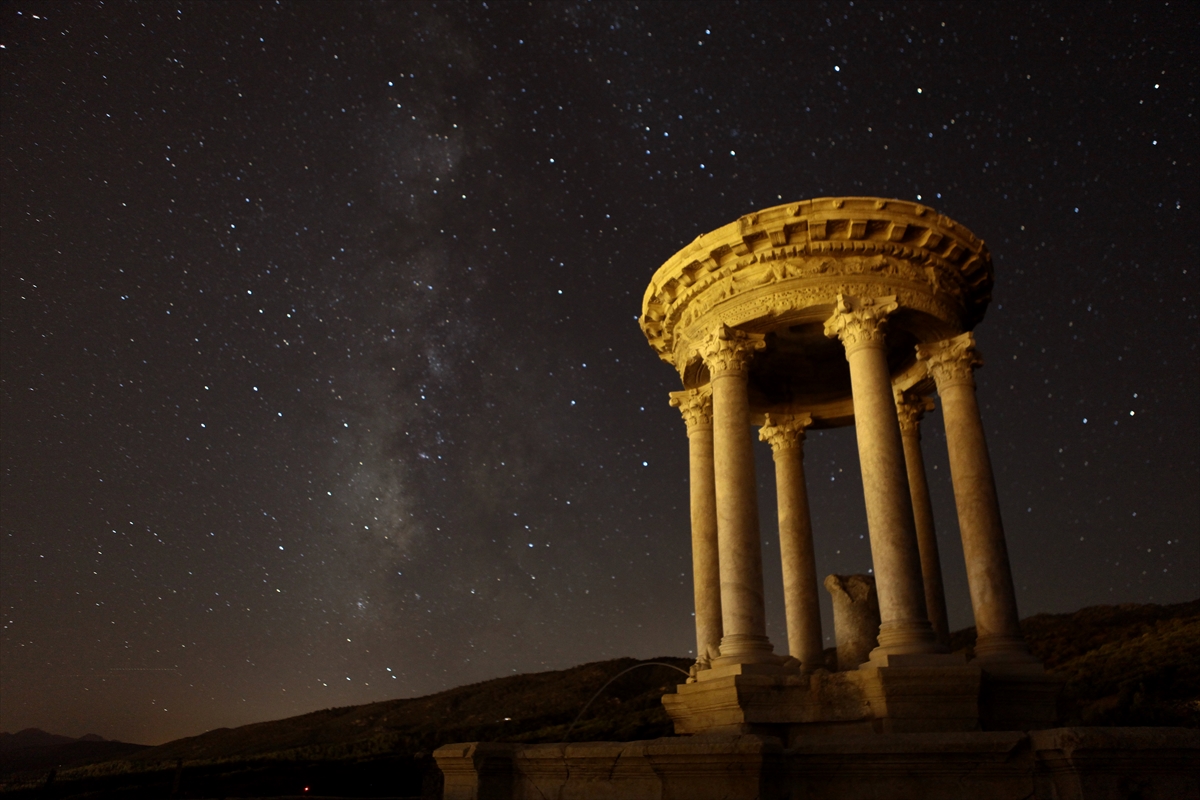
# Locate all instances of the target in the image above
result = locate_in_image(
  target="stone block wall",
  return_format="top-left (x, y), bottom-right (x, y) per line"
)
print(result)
top-left (435, 728), bottom-right (1200, 800)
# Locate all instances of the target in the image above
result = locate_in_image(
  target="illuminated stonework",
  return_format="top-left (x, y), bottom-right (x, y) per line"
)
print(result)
top-left (646, 197), bottom-right (1060, 737)
top-left (642, 197), bottom-right (992, 407)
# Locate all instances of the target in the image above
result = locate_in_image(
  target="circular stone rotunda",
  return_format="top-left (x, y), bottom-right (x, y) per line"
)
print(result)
top-left (640, 196), bottom-right (1062, 737)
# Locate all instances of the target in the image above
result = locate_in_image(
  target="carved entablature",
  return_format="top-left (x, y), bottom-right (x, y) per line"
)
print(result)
top-left (639, 197), bottom-right (993, 368)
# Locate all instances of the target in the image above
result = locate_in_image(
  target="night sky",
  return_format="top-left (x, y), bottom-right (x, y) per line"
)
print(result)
top-left (2, 2), bottom-right (1196, 746)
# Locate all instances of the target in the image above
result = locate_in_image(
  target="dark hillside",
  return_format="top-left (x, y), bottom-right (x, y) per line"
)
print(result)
top-left (3, 600), bottom-right (1196, 798)
top-left (949, 599), bottom-right (1200, 726)
top-left (115, 656), bottom-right (692, 768)
top-left (0, 733), bottom-right (148, 795)
top-left (0, 657), bottom-right (691, 796)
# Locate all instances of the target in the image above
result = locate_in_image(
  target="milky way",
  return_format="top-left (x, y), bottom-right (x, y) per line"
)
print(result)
top-left (2, 2), bottom-right (1196, 744)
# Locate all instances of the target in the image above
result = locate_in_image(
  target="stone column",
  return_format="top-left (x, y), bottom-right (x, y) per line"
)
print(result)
top-left (759, 413), bottom-right (824, 672)
top-left (824, 294), bottom-right (939, 657)
top-left (669, 387), bottom-right (722, 667)
top-left (894, 389), bottom-right (952, 647)
top-left (698, 324), bottom-right (775, 664)
top-left (918, 333), bottom-right (1034, 663)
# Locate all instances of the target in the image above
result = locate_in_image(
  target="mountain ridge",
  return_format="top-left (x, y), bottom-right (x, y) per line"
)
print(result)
top-left (3, 599), bottom-right (1196, 795)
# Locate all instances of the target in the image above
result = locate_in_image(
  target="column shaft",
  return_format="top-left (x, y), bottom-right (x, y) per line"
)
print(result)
top-left (773, 443), bottom-right (824, 669)
top-left (688, 424), bottom-right (722, 662)
top-left (919, 333), bottom-right (1032, 663)
top-left (702, 326), bottom-right (774, 664)
top-left (896, 394), bottom-right (951, 646)
top-left (825, 295), bottom-right (938, 657)
top-left (761, 414), bottom-right (823, 670)
top-left (669, 388), bottom-right (723, 664)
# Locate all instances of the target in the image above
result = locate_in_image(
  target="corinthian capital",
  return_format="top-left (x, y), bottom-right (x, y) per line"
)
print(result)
top-left (916, 332), bottom-right (984, 390)
top-left (669, 387), bottom-right (713, 433)
top-left (758, 412), bottom-right (813, 454)
top-left (823, 293), bottom-right (899, 355)
top-left (894, 388), bottom-right (936, 436)
top-left (698, 324), bottom-right (766, 377)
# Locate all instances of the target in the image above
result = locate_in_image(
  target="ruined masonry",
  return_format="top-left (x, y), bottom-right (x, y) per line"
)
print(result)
top-left (434, 198), bottom-right (1200, 799)
top-left (646, 195), bottom-right (1056, 736)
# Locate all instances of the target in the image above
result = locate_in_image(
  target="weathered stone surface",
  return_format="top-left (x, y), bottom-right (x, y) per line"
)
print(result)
top-left (436, 742), bottom-right (518, 800)
top-left (1028, 727), bottom-right (1200, 800)
top-left (856, 660), bottom-right (982, 733)
top-left (663, 669), bottom-right (868, 738)
top-left (824, 573), bottom-right (880, 671)
top-left (644, 198), bottom-right (1058, 735)
top-left (639, 197), bottom-right (993, 376)
top-left (980, 662), bottom-right (1067, 731)
top-left (786, 730), bottom-right (1034, 800)
top-left (434, 728), bottom-right (1200, 799)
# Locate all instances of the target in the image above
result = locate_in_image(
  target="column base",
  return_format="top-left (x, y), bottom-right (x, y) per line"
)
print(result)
top-left (974, 633), bottom-right (1041, 664)
top-left (715, 632), bottom-right (779, 666)
top-left (871, 618), bottom-right (945, 657)
top-left (698, 660), bottom-right (801, 682)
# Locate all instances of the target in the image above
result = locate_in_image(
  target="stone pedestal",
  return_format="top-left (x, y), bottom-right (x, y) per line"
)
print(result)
top-left (663, 652), bottom-right (982, 740)
top-left (855, 654), bottom-right (982, 733)
top-left (663, 666), bottom-right (866, 739)
top-left (436, 728), bottom-right (1200, 800)
top-left (980, 663), bottom-right (1066, 731)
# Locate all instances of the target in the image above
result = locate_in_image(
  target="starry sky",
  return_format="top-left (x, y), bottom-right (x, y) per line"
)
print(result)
top-left (2, 2), bottom-right (1196, 746)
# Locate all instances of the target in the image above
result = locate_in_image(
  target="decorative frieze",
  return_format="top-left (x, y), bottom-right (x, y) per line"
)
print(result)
top-left (640, 196), bottom-right (993, 365)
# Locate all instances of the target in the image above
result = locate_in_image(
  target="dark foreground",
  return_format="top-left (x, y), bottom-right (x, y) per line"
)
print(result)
top-left (2, 599), bottom-right (1197, 799)
top-left (435, 727), bottom-right (1200, 800)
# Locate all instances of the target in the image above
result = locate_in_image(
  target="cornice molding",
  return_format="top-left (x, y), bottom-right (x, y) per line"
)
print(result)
top-left (640, 197), bottom-right (992, 365)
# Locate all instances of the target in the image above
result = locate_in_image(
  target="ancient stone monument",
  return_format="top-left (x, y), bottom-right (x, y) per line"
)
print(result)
top-left (433, 196), bottom-right (1200, 798)
top-left (643, 196), bottom-right (1059, 736)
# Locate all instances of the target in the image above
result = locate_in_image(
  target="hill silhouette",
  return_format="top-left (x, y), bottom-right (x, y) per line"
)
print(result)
top-left (2, 599), bottom-right (1196, 798)
top-left (0, 731), bottom-right (147, 790)
top-left (952, 598), bottom-right (1200, 726)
